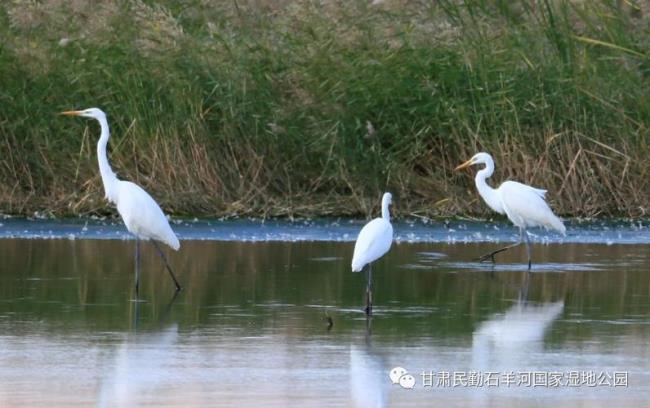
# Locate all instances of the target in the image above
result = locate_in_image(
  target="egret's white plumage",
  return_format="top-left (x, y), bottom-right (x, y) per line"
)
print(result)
top-left (455, 152), bottom-right (565, 268)
top-left (497, 181), bottom-right (565, 234)
top-left (115, 181), bottom-right (179, 250)
top-left (62, 107), bottom-right (180, 291)
top-left (351, 193), bottom-right (393, 272)
top-left (351, 192), bottom-right (393, 314)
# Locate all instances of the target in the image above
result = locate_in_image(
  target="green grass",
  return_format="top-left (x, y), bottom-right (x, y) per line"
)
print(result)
top-left (0, 0), bottom-right (649, 218)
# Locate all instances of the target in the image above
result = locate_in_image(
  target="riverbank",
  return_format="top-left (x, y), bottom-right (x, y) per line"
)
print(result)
top-left (1, 1), bottom-right (648, 218)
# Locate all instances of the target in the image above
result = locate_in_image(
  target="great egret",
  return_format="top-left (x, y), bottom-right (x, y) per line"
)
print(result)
top-left (455, 152), bottom-right (565, 269)
top-left (62, 108), bottom-right (181, 293)
top-left (351, 192), bottom-right (393, 315)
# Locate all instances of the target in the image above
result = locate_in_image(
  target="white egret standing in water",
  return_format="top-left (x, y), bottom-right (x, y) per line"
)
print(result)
top-left (351, 192), bottom-right (393, 315)
top-left (455, 152), bottom-right (565, 269)
top-left (62, 108), bottom-right (181, 293)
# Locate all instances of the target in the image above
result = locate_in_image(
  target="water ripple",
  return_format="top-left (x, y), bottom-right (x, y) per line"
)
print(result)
top-left (1, 217), bottom-right (649, 244)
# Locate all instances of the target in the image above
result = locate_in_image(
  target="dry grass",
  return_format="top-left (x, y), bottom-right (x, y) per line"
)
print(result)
top-left (0, 0), bottom-right (649, 218)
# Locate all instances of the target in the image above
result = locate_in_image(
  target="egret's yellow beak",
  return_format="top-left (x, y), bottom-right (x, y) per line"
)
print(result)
top-left (454, 158), bottom-right (475, 171)
top-left (60, 110), bottom-right (81, 116)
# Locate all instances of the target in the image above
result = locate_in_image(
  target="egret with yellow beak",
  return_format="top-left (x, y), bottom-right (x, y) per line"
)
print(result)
top-left (455, 152), bottom-right (565, 269)
top-left (62, 108), bottom-right (181, 293)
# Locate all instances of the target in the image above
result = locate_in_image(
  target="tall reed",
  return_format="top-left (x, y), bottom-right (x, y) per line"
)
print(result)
top-left (0, 0), bottom-right (648, 218)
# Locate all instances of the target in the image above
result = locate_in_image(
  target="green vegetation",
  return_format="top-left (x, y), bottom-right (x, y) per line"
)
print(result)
top-left (0, 0), bottom-right (649, 218)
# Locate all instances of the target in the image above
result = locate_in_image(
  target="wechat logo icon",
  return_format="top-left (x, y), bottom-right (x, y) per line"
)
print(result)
top-left (389, 367), bottom-right (416, 389)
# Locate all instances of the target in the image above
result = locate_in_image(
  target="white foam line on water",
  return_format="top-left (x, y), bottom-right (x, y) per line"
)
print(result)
top-left (399, 263), bottom-right (434, 270)
top-left (1, 218), bottom-right (650, 244)
top-left (440, 262), bottom-right (604, 273)
top-left (308, 257), bottom-right (343, 262)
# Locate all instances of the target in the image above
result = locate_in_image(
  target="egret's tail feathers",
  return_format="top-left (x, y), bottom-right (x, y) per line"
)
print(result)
top-left (351, 260), bottom-right (364, 272)
top-left (548, 214), bottom-right (566, 236)
top-left (166, 234), bottom-right (181, 251)
top-left (532, 187), bottom-right (547, 198)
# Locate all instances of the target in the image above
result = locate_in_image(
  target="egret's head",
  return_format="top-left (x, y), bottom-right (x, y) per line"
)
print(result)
top-left (61, 107), bottom-right (106, 120)
top-left (454, 152), bottom-right (493, 171)
top-left (382, 192), bottom-right (393, 206)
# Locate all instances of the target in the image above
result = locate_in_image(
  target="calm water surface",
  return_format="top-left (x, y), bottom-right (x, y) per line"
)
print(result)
top-left (0, 219), bottom-right (649, 407)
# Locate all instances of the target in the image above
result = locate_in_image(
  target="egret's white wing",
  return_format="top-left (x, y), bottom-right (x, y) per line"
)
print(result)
top-left (115, 181), bottom-right (180, 249)
top-left (498, 181), bottom-right (565, 234)
top-left (351, 218), bottom-right (393, 272)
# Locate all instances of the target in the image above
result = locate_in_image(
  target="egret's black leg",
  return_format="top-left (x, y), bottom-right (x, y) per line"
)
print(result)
top-left (478, 226), bottom-right (530, 264)
top-left (477, 241), bottom-right (522, 263)
top-left (152, 241), bottom-right (182, 292)
top-left (134, 239), bottom-right (141, 296)
top-left (524, 228), bottom-right (532, 270)
top-left (365, 264), bottom-right (373, 316)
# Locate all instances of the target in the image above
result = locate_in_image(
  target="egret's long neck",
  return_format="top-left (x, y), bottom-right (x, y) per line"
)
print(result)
top-left (96, 116), bottom-right (119, 203)
top-left (381, 198), bottom-right (390, 221)
top-left (474, 160), bottom-right (505, 214)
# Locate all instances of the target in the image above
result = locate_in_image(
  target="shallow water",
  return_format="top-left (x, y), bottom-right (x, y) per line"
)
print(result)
top-left (2, 217), bottom-right (649, 243)
top-left (0, 221), bottom-right (649, 406)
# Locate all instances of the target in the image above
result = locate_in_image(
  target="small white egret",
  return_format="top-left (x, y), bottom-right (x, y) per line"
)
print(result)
top-left (455, 152), bottom-right (565, 270)
top-left (351, 192), bottom-right (393, 315)
top-left (62, 108), bottom-right (181, 293)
